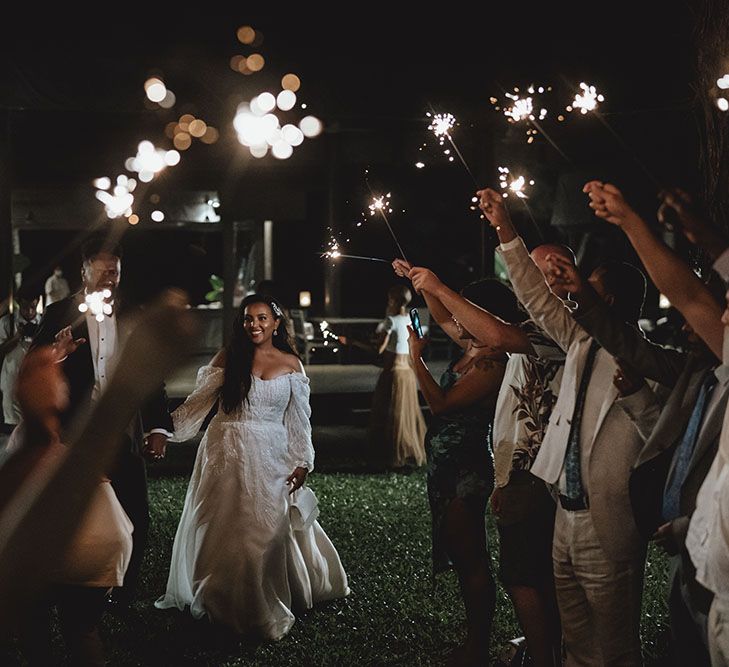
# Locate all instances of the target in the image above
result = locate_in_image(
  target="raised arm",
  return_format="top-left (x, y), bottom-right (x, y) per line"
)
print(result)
top-left (546, 252), bottom-right (686, 386)
top-left (392, 259), bottom-right (463, 347)
top-left (407, 328), bottom-right (504, 416)
top-left (477, 187), bottom-right (583, 353)
top-left (657, 188), bottom-right (729, 262)
top-left (403, 264), bottom-right (532, 355)
top-left (584, 181), bottom-right (723, 360)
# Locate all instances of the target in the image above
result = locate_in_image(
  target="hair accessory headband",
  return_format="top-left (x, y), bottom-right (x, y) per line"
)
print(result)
top-left (271, 301), bottom-right (283, 318)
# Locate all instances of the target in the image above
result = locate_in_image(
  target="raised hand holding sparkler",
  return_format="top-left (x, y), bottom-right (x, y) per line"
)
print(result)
top-left (497, 167), bottom-right (539, 231)
top-left (476, 187), bottom-right (518, 244)
top-left (656, 188), bottom-right (729, 260)
top-left (582, 180), bottom-right (642, 228)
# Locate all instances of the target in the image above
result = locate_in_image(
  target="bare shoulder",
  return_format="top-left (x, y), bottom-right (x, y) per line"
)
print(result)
top-left (211, 349), bottom-right (226, 368)
top-left (281, 352), bottom-right (305, 375)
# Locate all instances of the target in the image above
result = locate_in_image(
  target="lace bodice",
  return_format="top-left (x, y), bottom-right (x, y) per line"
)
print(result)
top-left (170, 364), bottom-right (315, 471)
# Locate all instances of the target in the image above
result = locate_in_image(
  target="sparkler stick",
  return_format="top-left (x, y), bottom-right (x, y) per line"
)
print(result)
top-left (498, 167), bottom-right (540, 232)
top-left (495, 84), bottom-right (573, 163)
top-left (525, 116), bottom-right (572, 163)
top-left (364, 178), bottom-right (409, 263)
top-left (426, 109), bottom-right (480, 187)
top-left (566, 81), bottom-right (662, 190)
top-left (320, 251), bottom-right (390, 264)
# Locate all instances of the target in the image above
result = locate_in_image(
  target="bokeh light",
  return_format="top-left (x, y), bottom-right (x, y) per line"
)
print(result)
top-left (158, 90), bottom-right (176, 109)
top-left (173, 133), bottom-right (192, 150)
top-left (282, 124), bottom-right (304, 146)
top-left (188, 119), bottom-right (207, 137)
top-left (277, 90), bottom-right (297, 111)
top-left (146, 81), bottom-right (167, 103)
top-left (164, 150), bottom-right (181, 166)
top-left (281, 73), bottom-right (301, 92)
top-left (257, 92), bottom-right (276, 112)
top-left (272, 141), bottom-right (293, 160)
top-left (299, 115), bottom-right (323, 137)
top-left (247, 54), bottom-right (265, 72)
top-left (200, 127), bottom-right (219, 144)
top-left (237, 25), bottom-right (256, 44)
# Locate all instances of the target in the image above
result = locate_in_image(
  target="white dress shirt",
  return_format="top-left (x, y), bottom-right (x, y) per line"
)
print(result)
top-left (85, 310), bottom-right (117, 401)
top-left (713, 247), bottom-right (729, 282)
top-left (687, 339), bottom-right (729, 599)
top-left (84, 307), bottom-right (171, 438)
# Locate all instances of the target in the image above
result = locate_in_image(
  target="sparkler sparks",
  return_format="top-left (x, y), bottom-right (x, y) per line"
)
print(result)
top-left (363, 181), bottom-right (409, 261)
top-left (78, 289), bottom-right (113, 322)
top-left (567, 82), bottom-right (605, 114)
top-left (369, 193), bottom-right (393, 216)
top-left (94, 174), bottom-right (136, 219)
top-left (566, 80), bottom-right (660, 188)
top-left (424, 109), bottom-right (479, 184)
top-left (428, 112), bottom-right (456, 140)
top-left (500, 86), bottom-right (549, 124)
top-left (320, 231), bottom-right (389, 264)
top-left (498, 167), bottom-right (535, 199)
top-left (489, 85), bottom-right (569, 157)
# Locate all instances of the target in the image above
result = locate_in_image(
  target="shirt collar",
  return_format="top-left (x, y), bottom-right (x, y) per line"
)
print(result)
top-left (714, 364), bottom-right (729, 386)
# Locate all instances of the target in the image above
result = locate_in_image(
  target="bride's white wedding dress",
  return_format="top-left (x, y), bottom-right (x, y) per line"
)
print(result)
top-left (154, 364), bottom-right (350, 639)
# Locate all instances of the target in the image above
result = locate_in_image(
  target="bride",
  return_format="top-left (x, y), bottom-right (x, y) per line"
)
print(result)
top-left (155, 294), bottom-right (349, 639)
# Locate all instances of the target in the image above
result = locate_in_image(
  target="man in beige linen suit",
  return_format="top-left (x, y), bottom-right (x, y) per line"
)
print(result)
top-left (478, 187), bottom-right (660, 666)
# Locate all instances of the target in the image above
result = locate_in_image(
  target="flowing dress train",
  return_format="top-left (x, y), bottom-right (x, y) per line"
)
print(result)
top-left (155, 365), bottom-right (349, 639)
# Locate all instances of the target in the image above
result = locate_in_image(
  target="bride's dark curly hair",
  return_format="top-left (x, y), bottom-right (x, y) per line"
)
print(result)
top-left (220, 293), bottom-right (298, 413)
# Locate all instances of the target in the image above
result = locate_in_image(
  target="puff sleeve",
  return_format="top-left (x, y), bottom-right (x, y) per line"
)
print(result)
top-left (284, 372), bottom-right (315, 472)
top-left (170, 365), bottom-right (223, 442)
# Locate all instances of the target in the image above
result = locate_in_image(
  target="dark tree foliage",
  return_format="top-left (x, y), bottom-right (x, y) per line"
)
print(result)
top-left (694, 0), bottom-right (729, 237)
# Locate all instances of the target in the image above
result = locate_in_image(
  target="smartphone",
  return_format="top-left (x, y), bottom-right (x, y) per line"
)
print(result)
top-left (409, 307), bottom-right (424, 339)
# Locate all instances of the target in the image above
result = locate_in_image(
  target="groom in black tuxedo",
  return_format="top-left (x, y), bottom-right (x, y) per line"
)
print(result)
top-left (32, 232), bottom-right (173, 610)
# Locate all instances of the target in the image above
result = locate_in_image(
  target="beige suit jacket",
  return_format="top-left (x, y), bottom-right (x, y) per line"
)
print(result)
top-left (499, 237), bottom-right (660, 561)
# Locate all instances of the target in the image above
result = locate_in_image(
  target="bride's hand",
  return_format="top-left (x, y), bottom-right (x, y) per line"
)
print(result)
top-left (286, 466), bottom-right (308, 494)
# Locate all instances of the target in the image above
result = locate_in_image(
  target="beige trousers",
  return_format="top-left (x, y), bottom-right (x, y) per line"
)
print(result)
top-left (553, 506), bottom-right (645, 666)
top-left (709, 596), bottom-right (729, 666)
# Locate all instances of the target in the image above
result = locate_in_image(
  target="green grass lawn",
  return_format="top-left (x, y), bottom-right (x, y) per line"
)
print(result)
top-left (93, 471), bottom-right (672, 666)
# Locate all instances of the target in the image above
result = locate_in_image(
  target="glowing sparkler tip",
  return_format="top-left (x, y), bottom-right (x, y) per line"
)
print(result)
top-left (428, 112), bottom-right (456, 138)
top-left (570, 83), bottom-right (604, 114)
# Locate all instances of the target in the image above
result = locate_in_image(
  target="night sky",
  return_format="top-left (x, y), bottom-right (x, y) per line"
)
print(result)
top-left (1, 3), bottom-right (702, 316)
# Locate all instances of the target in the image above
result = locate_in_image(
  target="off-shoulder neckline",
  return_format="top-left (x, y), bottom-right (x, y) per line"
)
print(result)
top-left (202, 364), bottom-right (305, 381)
top-left (252, 371), bottom-right (306, 382)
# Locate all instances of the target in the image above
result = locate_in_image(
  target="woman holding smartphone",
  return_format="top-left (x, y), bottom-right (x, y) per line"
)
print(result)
top-left (394, 260), bottom-right (526, 667)
top-left (339, 284), bottom-right (427, 469)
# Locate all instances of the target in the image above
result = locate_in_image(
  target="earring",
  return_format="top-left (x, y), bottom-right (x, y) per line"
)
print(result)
top-left (273, 330), bottom-right (278, 336)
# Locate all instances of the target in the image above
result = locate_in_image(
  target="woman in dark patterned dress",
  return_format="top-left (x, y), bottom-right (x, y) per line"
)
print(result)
top-left (396, 264), bottom-right (527, 667)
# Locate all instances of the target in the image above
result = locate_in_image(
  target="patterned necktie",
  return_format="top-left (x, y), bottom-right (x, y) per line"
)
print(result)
top-left (662, 369), bottom-right (718, 522)
top-left (563, 339), bottom-right (600, 500)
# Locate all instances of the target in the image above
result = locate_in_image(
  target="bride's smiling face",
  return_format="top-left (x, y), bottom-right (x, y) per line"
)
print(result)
top-left (243, 303), bottom-right (279, 345)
